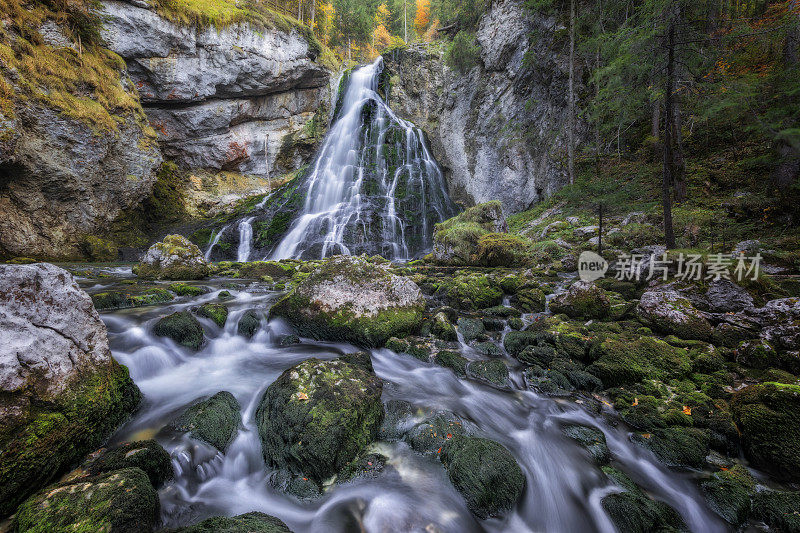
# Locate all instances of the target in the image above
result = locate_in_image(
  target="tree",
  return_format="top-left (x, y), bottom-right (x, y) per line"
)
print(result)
top-left (332, 0), bottom-right (372, 60)
top-left (414, 0), bottom-right (430, 37)
top-left (568, 0), bottom-right (576, 185)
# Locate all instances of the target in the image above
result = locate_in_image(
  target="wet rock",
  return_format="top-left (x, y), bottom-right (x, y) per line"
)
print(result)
top-left (270, 256), bottom-right (425, 347)
top-left (636, 290), bottom-right (713, 341)
top-left (168, 283), bottom-right (208, 297)
top-left (508, 317), bottom-right (525, 330)
top-left (196, 302), bottom-right (229, 327)
top-left (153, 311), bottom-right (205, 350)
top-left (562, 425), bottom-right (610, 464)
top-left (704, 280), bottom-right (754, 313)
top-left (731, 382), bottom-right (800, 481)
top-left (218, 290), bottom-right (235, 301)
top-left (92, 287), bottom-right (174, 310)
top-left (238, 261), bottom-right (296, 279)
top-left (170, 391), bottom-right (241, 452)
top-left (434, 271), bottom-right (504, 310)
top-left (133, 235), bottom-right (210, 280)
top-left (407, 412), bottom-right (467, 454)
top-left (473, 341), bottom-right (502, 357)
top-left (76, 440), bottom-right (172, 488)
top-left (701, 464), bottom-right (755, 526)
top-left (524, 366), bottom-right (574, 396)
top-left (439, 435), bottom-right (525, 518)
top-left (457, 317), bottom-right (486, 343)
top-left (601, 466), bottom-right (685, 533)
top-left (379, 399), bottom-right (419, 441)
top-left (13, 468), bottom-right (159, 533)
top-left (255, 358), bottom-right (383, 487)
top-left (434, 350), bottom-right (469, 377)
top-left (237, 310), bottom-right (262, 338)
top-left (503, 330), bottom-right (541, 357)
top-left (337, 451), bottom-right (388, 483)
top-left (630, 427), bottom-right (710, 468)
top-left (511, 286), bottom-right (546, 313)
top-left (0, 263), bottom-right (141, 516)
top-left (483, 305), bottom-right (522, 318)
top-left (549, 281), bottom-right (611, 320)
top-left (431, 312), bottom-right (458, 341)
top-left (751, 489), bottom-right (800, 532)
top-left (586, 335), bottom-right (691, 388)
top-left (278, 334), bottom-right (300, 346)
top-left (467, 359), bottom-right (509, 386)
top-left (171, 511), bottom-right (292, 533)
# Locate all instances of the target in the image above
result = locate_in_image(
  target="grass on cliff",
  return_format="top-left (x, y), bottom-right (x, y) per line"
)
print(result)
top-left (0, 0), bottom-right (155, 135)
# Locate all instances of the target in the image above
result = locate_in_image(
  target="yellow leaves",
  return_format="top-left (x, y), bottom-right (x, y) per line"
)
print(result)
top-left (641, 433), bottom-right (652, 439)
top-left (632, 398), bottom-right (639, 406)
top-left (297, 392), bottom-right (309, 400)
top-left (413, 0), bottom-right (430, 37)
top-left (682, 405), bottom-right (692, 415)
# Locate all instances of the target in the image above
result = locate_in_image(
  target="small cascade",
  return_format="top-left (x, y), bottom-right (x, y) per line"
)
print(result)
top-left (237, 217), bottom-right (255, 262)
top-left (271, 56), bottom-right (456, 260)
top-left (204, 224), bottom-right (230, 261)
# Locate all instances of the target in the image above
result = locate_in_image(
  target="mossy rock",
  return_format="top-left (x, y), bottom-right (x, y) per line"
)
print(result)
top-left (751, 489), bottom-right (800, 533)
top-left (549, 281), bottom-right (611, 319)
top-left (77, 440), bottom-right (172, 488)
top-left (731, 382), bottom-right (800, 481)
top-left (171, 512), bottom-right (292, 533)
top-left (337, 451), bottom-right (387, 483)
top-left (92, 287), bottom-right (174, 311)
top-left (503, 330), bottom-right (542, 357)
top-left (636, 290), bottom-right (713, 341)
top-left (473, 341), bottom-right (502, 357)
top-left (82, 235), bottom-right (118, 262)
top-left (475, 233), bottom-right (532, 267)
top-left (13, 468), bottom-right (159, 533)
top-left (508, 317), bottom-right (524, 330)
top-left (586, 335), bottom-right (691, 388)
top-left (467, 359), bottom-right (509, 386)
top-left (153, 311), bottom-right (205, 350)
top-left (432, 202), bottom-right (508, 265)
top-left (630, 427), bottom-right (710, 468)
top-left (168, 283), bottom-right (208, 297)
top-left (439, 435), bottom-right (525, 518)
top-left (133, 234), bottom-right (210, 280)
top-left (482, 305), bottom-right (522, 318)
top-left (196, 303), bottom-right (229, 327)
top-left (562, 425), bottom-right (610, 464)
top-left (600, 466), bottom-right (686, 533)
top-left (434, 272), bottom-right (504, 311)
top-left (431, 312), bottom-right (458, 341)
top-left (270, 256), bottom-right (425, 348)
top-left (218, 290), bottom-right (235, 300)
top-left (434, 350), bottom-right (468, 377)
top-left (238, 309), bottom-right (262, 338)
top-left (238, 261), bottom-right (295, 279)
top-left (255, 358), bottom-right (384, 487)
top-left (701, 464), bottom-right (755, 525)
top-left (457, 317), bottom-right (485, 343)
top-left (170, 391), bottom-right (241, 452)
top-left (406, 412), bottom-right (466, 454)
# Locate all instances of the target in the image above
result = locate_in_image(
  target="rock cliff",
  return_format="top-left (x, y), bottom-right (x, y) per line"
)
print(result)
top-left (383, 0), bottom-right (587, 214)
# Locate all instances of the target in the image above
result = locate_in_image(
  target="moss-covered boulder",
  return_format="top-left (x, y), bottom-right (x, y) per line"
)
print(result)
top-left (237, 261), bottom-right (297, 279)
top-left (75, 440), bottom-right (173, 488)
top-left (170, 391), bottom-right (241, 452)
top-left (636, 289), bottom-right (713, 341)
top-left (0, 264), bottom-right (142, 517)
top-left (92, 287), bottom-right (174, 311)
top-left (586, 335), bottom-right (691, 387)
top-left (237, 309), bottom-right (262, 338)
top-left (168, 282), bottom-right (208, 297)
top-left (701, 464), bottom-right (755, 526)
top-left (467, 359), bottom-right (509, 386)
top-left (475, 233), bottom-right (531, 267)
top-left (562, 425), bottom-right (610, 464)
top-left (270, 256), bottom-right (425, 347)
top-left (153, 310), bottom-right (205, 350)
top-left (731, 382), bottom-right (800, 481)
top-left (255, 358), bottom-right (384, 487)
top-left (196, 302), bottom-right (229, 327)
top-left (630, 427), bottom-right (710, 468)
top-left (549, 281), bottom-right (611, 319)
top-left (434, 272), bottom-right (504, 311)
top-left (432, 201), bottom-right (508, 265)
top-left (457, 317), bottom-right (486, 342)
top-left (751, 489), bottom-right (800, 532)
top-left (439, 435), bottom-right (525, 518)
top-left (13, 468), bottom-right (159, 533)
top-left (133, 234), bottom-right (210, 280)
top-left (511, 286), bottom-right (546, 313)
top-left (600, 466), bottom-right (686, 533)
top-left (173, 512), bottom-right (292, 533)
top-left (431, 312), bottom-right (458, 341)
top-left (434, 350), bottom-right (469, 377)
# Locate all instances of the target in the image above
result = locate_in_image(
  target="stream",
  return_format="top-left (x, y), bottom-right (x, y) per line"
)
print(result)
top-left (78, 270), bottom-right (729, 533)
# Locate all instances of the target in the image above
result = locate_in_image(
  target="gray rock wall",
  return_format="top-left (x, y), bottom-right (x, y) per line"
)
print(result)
top-left (383, 0), bottom-right (588, 214)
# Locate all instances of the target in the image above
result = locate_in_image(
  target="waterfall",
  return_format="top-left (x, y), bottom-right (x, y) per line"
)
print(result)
top-left (204, 224), bottom-right (230, 261)
top-left (271, 56), bottom-right (455, 261)
top-left (237, 217), bottom-right (255, 262)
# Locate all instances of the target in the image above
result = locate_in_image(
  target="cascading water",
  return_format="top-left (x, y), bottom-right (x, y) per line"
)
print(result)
top-left (237, 217), bottom-right (255, 262)
top-left (204, 224), bottom-right (230, 261)
top-left (271, 57), bottom-right (456, 260)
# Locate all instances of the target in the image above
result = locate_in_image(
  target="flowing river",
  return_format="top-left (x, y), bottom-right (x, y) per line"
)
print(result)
top-left (78, 271), bottom-right (729, 533)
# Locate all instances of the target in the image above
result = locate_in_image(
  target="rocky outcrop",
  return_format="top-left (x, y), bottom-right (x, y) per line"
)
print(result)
top-left (0, 263), bottom-right (141, 516)
top-left (100, 0), bottom-right (332, 180)
top-left (0, 103), bottom-right (161, 259)
top-left (383, 0), bottom-right (587, 213)
top-left (134, 234), bottom-right (210, 280)
top-left (270, 255), bottom-right (426, 347)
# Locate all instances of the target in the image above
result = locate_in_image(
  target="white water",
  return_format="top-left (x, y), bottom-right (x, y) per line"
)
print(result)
top-left (93, 278), bottom-right (728, 533)
top-left (272, 57), bottom-right (452, 260)
top-left (204, 224), bottom-right (230, 261)
top-left (237, 217), bottom-right (255, 262)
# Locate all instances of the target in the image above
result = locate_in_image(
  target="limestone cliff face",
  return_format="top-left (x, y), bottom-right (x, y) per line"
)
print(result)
top-left (383, 0), bottom-right (587, 214)
top-left (100, 0), bottom-right (332, 180)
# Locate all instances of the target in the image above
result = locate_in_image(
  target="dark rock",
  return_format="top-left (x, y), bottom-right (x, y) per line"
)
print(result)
top-left (701, 464), bottom-right (755, 526)
top-left (601, 466), bottom-right (686, 533)
top-left (78, 440), bottom-right (172, 488)
top-left (154, 311), bottom-right (205, 350)
top-left (457, 317), bottom-right (486, 342)
top-left (237, 309), bottom-right (262, 338)
top-left (170, 391), bottom-right (241, 452)
top-left (562, 425), bottom-right (610, 464)
top-left (172, 512), bottom-right (292, 532)
top-left (196, 303), bottom-right (229, 327)
top-left (467, 359), bottom-right (509, 386)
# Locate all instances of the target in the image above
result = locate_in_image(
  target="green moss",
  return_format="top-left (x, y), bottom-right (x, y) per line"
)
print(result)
top-left (511, 286), bottom-right (546, 313)
top-left (431, 312), bottom-right (458, 341)
top-left (81, 236), bottom-right (118, 262)
top-left (475, 233), bottom-right (532, 267)
top-left (586, 335), bottom-right (691, 388)
top-left (80, 440), bottom-right (172, 488)
top-left (631, 427), bottom-right (710, 468)
top-left (168, 282), bottom-right (207, 297)
top-left (751, 489), bottom-right (800, 533)
top-left (600, 466), bottom-right (686, 533)
top-left (238, 261), bottom-right (295, 279)
top-left (467, 359), bottom-right (509, 386)
top-left (170, 391), bottom-right (241, 452)
top-left (434, 272), bottom-right (503, 311)
top-left (153, 311), bottom-right (204, 350)
top-left (196, 302), bottom-right (228, 327)
top-left (562, 425), bottom-right (610, 464)
top-left (172, 512), bottom-right (292, 532)
top-left (434, 350), bottom-right (468, 377)
top-left (237, 309), bottom-right (262, 338)
top-left (701, 464), bottom-right (755, 525)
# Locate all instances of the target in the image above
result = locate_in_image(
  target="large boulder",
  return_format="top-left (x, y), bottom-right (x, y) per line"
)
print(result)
top-left (133, 234), bottom-right (210, 280)
top-left (549, 281), bottom-right (611, 319)
top-left (439, 435), bottom-right (525, 518)
top-left (0, 263), bottom-right (141, 516)
top-left (173, 512), bottom-right (292, 532)
top-left (13, 468), bottom-right (159, 533)
top-left (431, 202), bottom-right (512, 265)
top-left (255, 358), bottom-right (383, 488)
top-left (601, 466), bottom-right (685, 533)
top-left (270, 256), bottom-right (425, 347)
top-left (731, 382), bottom-right (800, 481)
top-left (636, 289), bottom-right (713, 341)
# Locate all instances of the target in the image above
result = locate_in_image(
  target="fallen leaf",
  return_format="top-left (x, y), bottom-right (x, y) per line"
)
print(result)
top-left (437, 447), bottom-right (441, 454)
top-left (683, 405), bottom-right (692, 415)
top-left (297, 392), bottom-right (309, 400)
top-left (641, 433), bottom-right (652, 439)
top-left (632, 398), bottom-right (639, 406)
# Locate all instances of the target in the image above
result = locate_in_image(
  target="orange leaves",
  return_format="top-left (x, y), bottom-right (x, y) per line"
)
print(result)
top-left (641, 433), bottom-right (652, 439)
top-left (632, 398), bottom-right (639, 406)
top-left (682, 405), bottom-right (692, 415)
top-left (297, 392), bottom-right (309, 400)
top-left (413, 0), bottom-right (430, 37)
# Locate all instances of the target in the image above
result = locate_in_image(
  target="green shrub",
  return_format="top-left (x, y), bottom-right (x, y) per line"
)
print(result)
top-left (445, 31), bottom-right (482, 74)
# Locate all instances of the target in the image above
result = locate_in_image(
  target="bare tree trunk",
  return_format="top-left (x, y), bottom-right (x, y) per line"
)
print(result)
top-left (672, 99), bottom-right (687, 202)
top-left (651, 102), bottom-right (660, 138)
top-left (662, 12), bottom-right (677, 249)
top-left (568, 0), bottom-right (576, 185)
top-left (311, 0), bottom-right (316, 30)
top-left (298, 0), bottom-right (302, 22)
